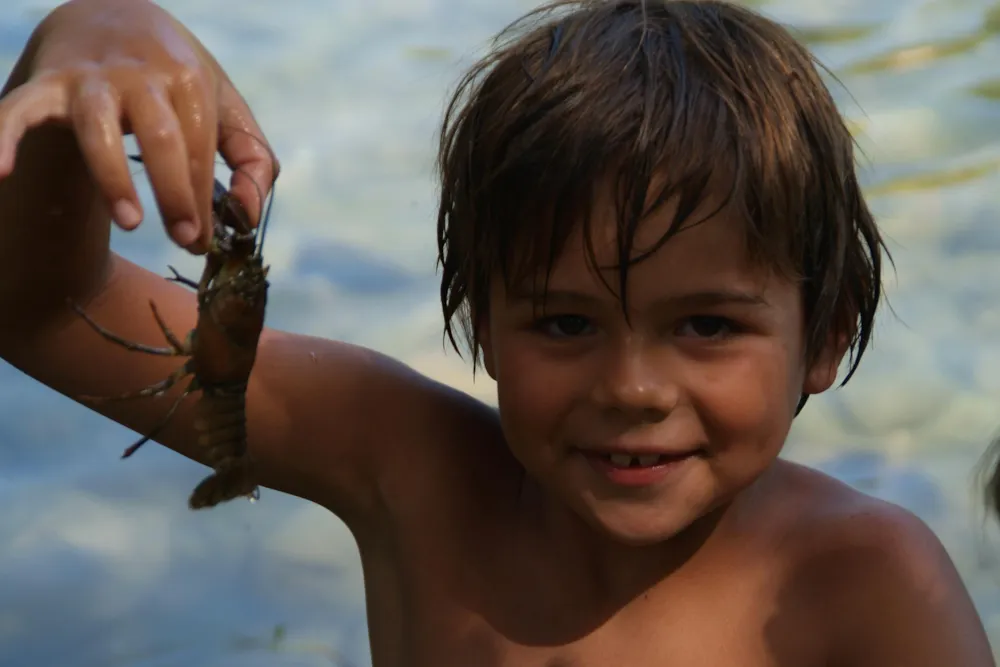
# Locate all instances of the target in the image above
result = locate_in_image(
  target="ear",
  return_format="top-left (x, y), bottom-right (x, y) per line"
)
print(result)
top-left (802, 331), bottom-right (850, 395)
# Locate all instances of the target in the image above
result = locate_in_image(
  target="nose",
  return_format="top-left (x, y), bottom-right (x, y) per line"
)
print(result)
top-left (589, 335), bottom-right (678, 422)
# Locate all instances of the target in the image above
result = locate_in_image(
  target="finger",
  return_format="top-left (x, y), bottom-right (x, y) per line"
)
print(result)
top-left (169, 67), bottom-right (217, 251)
top-left (123, 82), bottom-right (203, 253)
top-left (70, 77), bottom-right (143, 230)
top-left (0, 77), bottom-right (70, 177)
top-left (217, 82), bottom-right (279, 228)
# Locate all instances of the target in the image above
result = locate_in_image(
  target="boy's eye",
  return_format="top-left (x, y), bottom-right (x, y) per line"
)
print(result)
top-left (676, 315), bottom-right (735, 339)
top-left (535, 315), bottom-right (594, 338)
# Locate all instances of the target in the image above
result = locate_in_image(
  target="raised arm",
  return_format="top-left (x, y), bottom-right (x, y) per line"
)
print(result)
top-left (0, 0), bottom-right (488, 525)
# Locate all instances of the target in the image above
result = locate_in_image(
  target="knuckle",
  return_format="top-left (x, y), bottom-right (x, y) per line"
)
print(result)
top-left (32, 64), bottom-right (91, 97)
top-left (167, 61), bottom-right (212, 98)
top-left (170, 63), bottom-right (200, 88)
top-left (58, 62), bottom-right (99, 81)
top-left (186, 153), bottom-right (209, 178)
top-left (142, 120), bottom-right (178, 149)
top-left (136, 76), bottom-right (168, 99)
top-left (72, 75), bottom-right (112, 109)
top-left (27, 67), bottom-right (64, 87)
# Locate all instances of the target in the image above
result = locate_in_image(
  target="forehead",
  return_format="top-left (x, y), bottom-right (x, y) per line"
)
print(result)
top-left (543, 186), bottom-right (760, 295)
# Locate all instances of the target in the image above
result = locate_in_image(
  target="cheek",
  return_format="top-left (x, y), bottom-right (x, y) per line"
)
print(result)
top-left (491, 337), bottom-right (582, 450)
top-left (693, 346), bottom-right (797, 453)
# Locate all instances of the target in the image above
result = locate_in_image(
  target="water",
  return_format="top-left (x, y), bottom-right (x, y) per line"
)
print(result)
top-left (1, 0), bottom-right (999, 664)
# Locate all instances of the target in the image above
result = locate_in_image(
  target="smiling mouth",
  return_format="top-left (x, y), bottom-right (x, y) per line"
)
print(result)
top-left (591, 452), bottom-right (694, 468)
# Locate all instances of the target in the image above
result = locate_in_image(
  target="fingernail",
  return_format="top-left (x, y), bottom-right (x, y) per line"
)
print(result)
top-left (113, 200), bottom-right (142, 228)
top-left (173, 220), bottom-right (199, 246)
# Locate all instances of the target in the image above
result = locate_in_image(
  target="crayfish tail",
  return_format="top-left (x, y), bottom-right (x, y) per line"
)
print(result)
top-left (188, 458), bottom-right (260, 510)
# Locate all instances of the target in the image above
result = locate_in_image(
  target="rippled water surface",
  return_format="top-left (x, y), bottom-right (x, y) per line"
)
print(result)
top-left (2, 0), bottom-right (1000, 665)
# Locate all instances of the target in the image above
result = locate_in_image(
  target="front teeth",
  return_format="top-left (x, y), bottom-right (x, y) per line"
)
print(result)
top-left (607, 453), bottom-right (663, 467)
top-left (609, 453), bottom-right (634, 467)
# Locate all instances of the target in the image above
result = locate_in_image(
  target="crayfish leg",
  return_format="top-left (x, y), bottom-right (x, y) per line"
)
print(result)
top-left (165, 265), bottom-right (199, 291)
top-left (69, 300), bottom-right (180, 357)
top-left (148, 300), bottom-right (191, 354)
top-left (121, 377), bottom-right (199, 459)
top-left (81, 359), bottom-right (194, 404)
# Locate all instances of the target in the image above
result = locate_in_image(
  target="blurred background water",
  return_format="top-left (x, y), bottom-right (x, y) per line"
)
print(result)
top-left (1, 0), bottom-right (1000, 664)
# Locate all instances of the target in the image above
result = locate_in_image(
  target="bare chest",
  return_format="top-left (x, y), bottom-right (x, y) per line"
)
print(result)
top-left (358, 538), bottom-right (822, 667)
top-left (390, 609), bottom-right (803, 667)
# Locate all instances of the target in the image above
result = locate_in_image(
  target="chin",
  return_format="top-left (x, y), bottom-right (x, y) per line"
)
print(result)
top-left (581, 500), bottom-right (711, 547)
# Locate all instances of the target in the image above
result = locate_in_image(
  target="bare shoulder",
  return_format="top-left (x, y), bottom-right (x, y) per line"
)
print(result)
top-left (768, 460), bottom-right (995, 667)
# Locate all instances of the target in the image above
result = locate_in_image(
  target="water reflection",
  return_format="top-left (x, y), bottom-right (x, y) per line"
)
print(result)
top-left (1, 0), bottom-right (1000, 665)
top-left (790, 22), bottom-right (882, 46)
top-left (845, 2), bottom-right (1000, 74)
top-left (866, 158), bottom-right (1000, 195)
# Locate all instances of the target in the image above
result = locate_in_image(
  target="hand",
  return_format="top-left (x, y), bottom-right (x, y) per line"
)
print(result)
top-left (0, 0), bottom-right (279, 253)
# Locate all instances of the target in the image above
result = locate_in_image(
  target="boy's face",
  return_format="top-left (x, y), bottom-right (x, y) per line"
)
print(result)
top-left (479, 188), bottom-right (844, 546)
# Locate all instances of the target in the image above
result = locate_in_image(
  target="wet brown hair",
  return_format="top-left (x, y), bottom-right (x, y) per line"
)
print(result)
top-left (435, 0), bottom-right (888, 409)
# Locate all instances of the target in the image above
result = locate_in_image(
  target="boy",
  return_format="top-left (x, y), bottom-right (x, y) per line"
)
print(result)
top-left (0, 0), bottom-right (993, 664)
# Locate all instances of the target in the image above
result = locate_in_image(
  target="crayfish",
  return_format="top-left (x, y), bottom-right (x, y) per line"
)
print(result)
top-left (71, 155), bottom-right (273, 510)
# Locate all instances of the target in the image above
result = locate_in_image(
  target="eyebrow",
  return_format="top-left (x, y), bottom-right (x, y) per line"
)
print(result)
top-left (507, 287), bottom-right (770, 309)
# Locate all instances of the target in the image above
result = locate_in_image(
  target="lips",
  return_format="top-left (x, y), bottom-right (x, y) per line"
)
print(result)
top-left (577, 447), bottom-right (699, 487)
